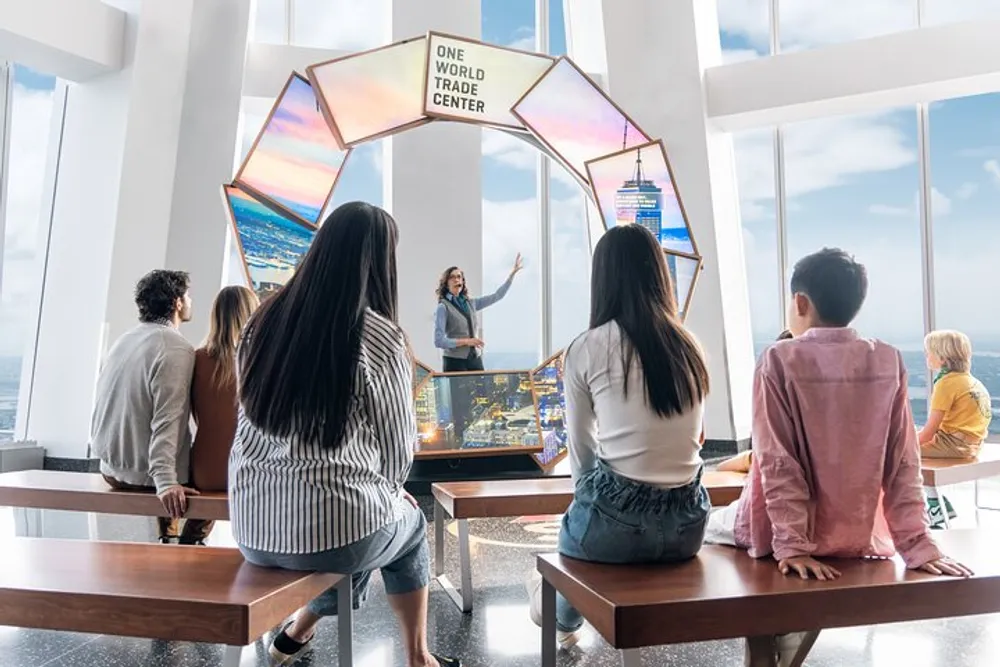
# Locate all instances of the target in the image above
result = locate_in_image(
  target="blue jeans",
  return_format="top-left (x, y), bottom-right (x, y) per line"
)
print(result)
top-left (556, 462), bottom-right (710, 631)
top-left (239, 502), bottom-right (430, 616)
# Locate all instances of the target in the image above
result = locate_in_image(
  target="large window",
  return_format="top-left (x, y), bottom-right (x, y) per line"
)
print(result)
top-left (718, 1), bottom-right (919, 54)
top-left (252, 0), bottom-right (387, 49)
top-left (0, 65), bottom-right (58, 440)
top-left (924, 1), bottom-right (1000, 26)
top-left (929, 93), bottom-right (1000, 435)
top-left (717, 0), bottom-right (770, 62)
top-left (779, 1), bottom-right (914, 51)
top-left (782, 108), bottom-right (927, 418)
top-left (732, 128), bottom-right (781, 351)
top-left (548, 0), bottom-right (591, 351)
top-left (480, 0), bottom-right (541, 369)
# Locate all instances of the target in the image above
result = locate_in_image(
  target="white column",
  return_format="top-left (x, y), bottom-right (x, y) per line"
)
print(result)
top-left (24, 0), bottom-right (250, 459)
top-left (385, 0), bottom-right (482, 369)
top-left (565, 0), bottom-right (756, 444)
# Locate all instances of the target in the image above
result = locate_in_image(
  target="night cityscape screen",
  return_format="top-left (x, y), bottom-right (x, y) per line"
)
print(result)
top-left (531, 353), bottom-right (568, 467)
top-left (414, 371), bottom-right (543, 456)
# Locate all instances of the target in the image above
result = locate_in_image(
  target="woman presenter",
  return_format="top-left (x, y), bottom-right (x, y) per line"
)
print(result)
top-left (433, 254), bottom-right (522, 372)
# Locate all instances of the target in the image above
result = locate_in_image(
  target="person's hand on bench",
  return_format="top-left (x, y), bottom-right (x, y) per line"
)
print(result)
top-left (157, 484), bottom-right (201, 518)
top-left (778, 556), bottom-right (841, 581)
top-left (916, 555), bottom-right (974, 578)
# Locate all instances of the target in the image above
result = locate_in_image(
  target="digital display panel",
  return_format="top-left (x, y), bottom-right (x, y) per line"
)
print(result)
top-left (512, 57), bottom-right (651, 184)
top-left (424, 32), bottom-right (554, 130)
top-left (234, 73), bottom-right (348, 227)
top-left (222, 185), bottom-right (315, 301)
top-left (531, 353), bottom-right (568, 468)
top-left (586, 140), bottom-right (696, 255)
top-left (414, 371), bottom-right (544, 458)
top-left (308, 37), bottom-right (430, 147)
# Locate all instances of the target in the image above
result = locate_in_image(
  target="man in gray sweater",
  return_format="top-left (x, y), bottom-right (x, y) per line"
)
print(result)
top-left (90, 269), bottom-right (200, 543)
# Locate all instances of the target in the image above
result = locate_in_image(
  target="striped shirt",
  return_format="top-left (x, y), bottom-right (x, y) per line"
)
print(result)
top-left (229, 309), bottom-right (416, 554)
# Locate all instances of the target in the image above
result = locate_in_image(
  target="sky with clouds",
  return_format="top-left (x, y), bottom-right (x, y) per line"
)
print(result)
top-left (0, 66), bottom-right (57, 359)
top-left (719, 0), bottom-right (1000, 351)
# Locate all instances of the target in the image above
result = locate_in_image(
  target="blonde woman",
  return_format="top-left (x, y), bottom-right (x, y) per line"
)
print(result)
top-left (189, 285), bottom-right (259, 509)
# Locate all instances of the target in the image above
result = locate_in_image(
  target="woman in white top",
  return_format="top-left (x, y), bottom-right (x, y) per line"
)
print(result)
top-left (230, 202), bottom-right (459, 667)
top-left (527, 224), bottom-right (712, 649)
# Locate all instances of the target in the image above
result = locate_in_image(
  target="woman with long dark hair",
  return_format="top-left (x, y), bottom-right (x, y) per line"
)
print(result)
top-left (433, 254), bottom-right (522, 371)
top-left (526, 224), bottom-right (711, 650)
top-left (230, 202), bottom-right (459, 667)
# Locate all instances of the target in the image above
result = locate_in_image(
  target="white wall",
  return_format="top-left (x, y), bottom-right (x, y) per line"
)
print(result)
top-left (385, 0), bottom-right (483, 368)
top-left (0, 0), bottom-right (124, 81)
top-left (707, 19), bottom-right (1000, 131)
top-left (23, 0), bottom-right (250, 459)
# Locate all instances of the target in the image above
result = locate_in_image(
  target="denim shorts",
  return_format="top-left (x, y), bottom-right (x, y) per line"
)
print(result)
top-left (555, 461), bottom-right (710, 630)
top-left (239, 502), bottom-right (430, 617)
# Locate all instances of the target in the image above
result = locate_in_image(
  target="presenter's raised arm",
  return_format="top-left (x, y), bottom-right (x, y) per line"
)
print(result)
top-left (472, 252), bottom-right (523, 310)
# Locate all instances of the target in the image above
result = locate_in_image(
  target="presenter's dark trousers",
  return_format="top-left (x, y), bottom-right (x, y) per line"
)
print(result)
top-left (443, 355), bottom-right (484, 372)
top-left (442, 355), bottom-right (483, 445)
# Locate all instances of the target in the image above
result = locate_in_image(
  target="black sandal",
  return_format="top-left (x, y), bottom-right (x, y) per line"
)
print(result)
top-left (431, 654), bottom-right (461, 667)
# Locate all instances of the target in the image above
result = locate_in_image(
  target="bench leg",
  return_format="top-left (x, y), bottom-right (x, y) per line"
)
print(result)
top-left (745, 636), bottom-right (777, 667)
top-left (434, 500), bottom-right (445, 578)
top-left (337, 576), bottom-right (354, 666)
top-left (785, 630), bottom-right (820, 667)
top-left (620, 648), bottom-right (641, 666)
top-left (435, 515), bottom-right (473, 613)
top-left (541, 577), bottom-right (557, 667)
top-left (14, 508), bottom-right (42, 537)
top-left (221, 645), bottom-right (243, 667)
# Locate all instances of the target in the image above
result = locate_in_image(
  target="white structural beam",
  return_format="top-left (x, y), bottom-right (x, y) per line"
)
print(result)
top-left (242, 42), bottom-right (349, 98)
top-left (25, 0), bottom-right (251, 460)
top-left (385, 0), bottom-right (482, 369)
top-left (708, 20), bottom-right (1000, 131)
top-left (567, 0), bottom-right (755, 443)
top-left (0, 0), bottom-right (124, 81)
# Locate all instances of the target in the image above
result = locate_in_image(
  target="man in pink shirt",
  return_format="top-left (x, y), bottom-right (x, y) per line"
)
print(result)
top-left (706, 248), bottom-right (971, 664)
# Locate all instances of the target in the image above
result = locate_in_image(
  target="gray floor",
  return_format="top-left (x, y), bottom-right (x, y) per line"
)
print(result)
top-left (3, 478), bottom-right (1000, 666)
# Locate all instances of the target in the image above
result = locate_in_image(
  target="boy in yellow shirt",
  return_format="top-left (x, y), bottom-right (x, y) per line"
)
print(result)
top-left (917, 330), bottom-right (992, 528)
top-left (918, 330), bottom-right (992, 459)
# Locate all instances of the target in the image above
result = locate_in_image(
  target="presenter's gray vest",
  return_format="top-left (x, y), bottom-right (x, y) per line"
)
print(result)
top-left (441, 297), bottom-right (479, 360)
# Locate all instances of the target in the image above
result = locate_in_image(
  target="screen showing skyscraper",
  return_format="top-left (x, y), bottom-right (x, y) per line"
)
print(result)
top-left (587, 140), bottom-right (696, 255)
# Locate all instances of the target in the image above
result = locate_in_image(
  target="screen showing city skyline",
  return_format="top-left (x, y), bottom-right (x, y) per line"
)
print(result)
top-left (586, 140), bottom-right (696, 255)
top-left (414, 371), bottom-right (543, 457)
top-left (512, 57), bottom-right (651, 185)
top-left (665, 251), bottom-right (701, 319)
top-left (531, 353), bottom-right (568, 468)
top-left (222, 185), bottom-right (315, 301)
top-left (235, 73), bottom-right (348, 227)
top-left (308, 37), bottom-right (429, 147)
top-left (413, 360), bottom-right (433, 395)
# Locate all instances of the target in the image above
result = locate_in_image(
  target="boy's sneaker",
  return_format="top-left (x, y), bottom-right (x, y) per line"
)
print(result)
top-left (268, 622), bottom-right (313, 665)
top-left (525, 571), bottom-right (581, 650)
top-left (926, 498), bottom-right (948, 530)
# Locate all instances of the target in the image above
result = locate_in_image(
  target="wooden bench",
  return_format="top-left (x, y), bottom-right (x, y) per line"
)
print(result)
top-left (0, 537), bottom-right (350, 666)
top-left (0, 470), bottom-right (228, 536)
top-left (431, 471), bottom-right (747, 612)
top-left (536, 529), bottom-right (1000, 666)
top-left (921, 444), bottom-right (1000, 527)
